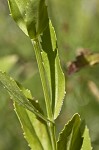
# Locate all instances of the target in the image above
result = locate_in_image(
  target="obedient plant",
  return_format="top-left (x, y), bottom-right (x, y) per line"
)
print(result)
top-left (0, 0), bottom-right (92, 149)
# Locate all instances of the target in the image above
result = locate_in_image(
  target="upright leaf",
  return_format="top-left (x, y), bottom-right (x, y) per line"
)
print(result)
top-left (41, 21), bottom-right (65, 119)
top-left (26, 0), bottom-right (49, 39)
top-left (15, 104), bottom-right (52, 150)
top-left (57, 113), bottom-right (84, 150)
top-left (8, 0), bottom-right (28, 36)
top-left (14, 87), bottom-right (52, 150)
top-left (81, 126), bottom-right (92, 150)
top-left (0, 71), bottom-right (52, 149)
top-left (15, 103), bottom-right (44, 150)
top-left (8, 0), bottom-right (49, 39)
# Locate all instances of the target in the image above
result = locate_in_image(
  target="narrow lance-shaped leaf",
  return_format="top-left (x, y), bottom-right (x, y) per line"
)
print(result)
top-left (14, 87), bottom-right (52, 150)
top-left (41, 21), bottom-right (65, 119)
top-left (81, 126), bottom-right (92, 150)
top-left (0, 71), bottom-right (50, 123)
top-left (8, 0), bottom-right (49, 39)
top-left (8, 0), bottom-right (28, 36)
top-left (57, 113), bottom-right (84, 150)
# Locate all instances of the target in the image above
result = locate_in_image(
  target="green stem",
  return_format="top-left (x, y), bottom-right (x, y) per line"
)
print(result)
top-left (32, 39), bottom-right (52, 120)
top-left (31, 39), bottom-right (56, 150)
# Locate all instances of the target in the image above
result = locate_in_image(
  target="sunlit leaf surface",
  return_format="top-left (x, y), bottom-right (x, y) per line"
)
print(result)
top-left (41, 21), bottom-right (65, 119)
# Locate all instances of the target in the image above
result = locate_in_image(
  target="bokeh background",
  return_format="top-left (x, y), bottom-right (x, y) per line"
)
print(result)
top-left (0, 0), bottom-right (99, 149)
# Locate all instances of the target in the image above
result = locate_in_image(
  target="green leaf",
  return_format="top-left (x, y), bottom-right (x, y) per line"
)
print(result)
top-left (14, 87), bottom-right (52, 150)
top-left (41, 21), bottom-right (65, 119)
top-left (8, 0), bottom-right (49, 39)
top-left (26, 0), bottom-right (49, 39)
top-left (8, 0), bottom-right (28, 36)
top-left (16, 81), bottom-right (44, 114)
top-left (0, 71), bottom-right (52, 149)
top-left (0, 71), bottom-right (49, 122)
top-left (57, 113), bottom-right (83, 150)
top-left (15, 104), bottom-right (52, 150)
top-left (81, 126), bottom-right (92, 150)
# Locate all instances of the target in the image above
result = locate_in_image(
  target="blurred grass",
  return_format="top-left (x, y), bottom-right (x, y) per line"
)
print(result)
top-left (0, 0), bottom-right (99, 149)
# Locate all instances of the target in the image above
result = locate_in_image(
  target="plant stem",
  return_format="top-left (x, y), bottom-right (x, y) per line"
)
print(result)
top-left (32, 39), bottom-right (52, 120)
top-left (31, 39), bottom-right (56, 150)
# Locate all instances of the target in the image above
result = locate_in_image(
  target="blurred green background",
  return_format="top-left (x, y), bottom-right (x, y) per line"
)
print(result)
top-left (0, 0), bottom-right (99, 149)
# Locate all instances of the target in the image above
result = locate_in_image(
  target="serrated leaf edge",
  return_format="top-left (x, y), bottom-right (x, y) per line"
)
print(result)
top-left (14, 103), bottom-right (44, 150)
top-left (57, 113), bottom-right (81, 142)
top-left (81, 126), bottom-right (93, 150)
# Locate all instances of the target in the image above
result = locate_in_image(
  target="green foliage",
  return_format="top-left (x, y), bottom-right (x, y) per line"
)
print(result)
top-left (8, 0), bottom-right (49, 39)
top-left (0, 71), bottom-right (49, 123)
top-left (81, 126), bottom-right (92, 150)
top-left (15, 102), bottom-right (52, 150)
top-left (14, 84), bottom-right (52, 150)
top-left (0, 0), bottom-right (94, 150)
top-left (57, 114), bottom-right (83, 150)
top-left (41, 21), bottom-right (65, 119)
top-left (57, 114), bottom-right (92, 150)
